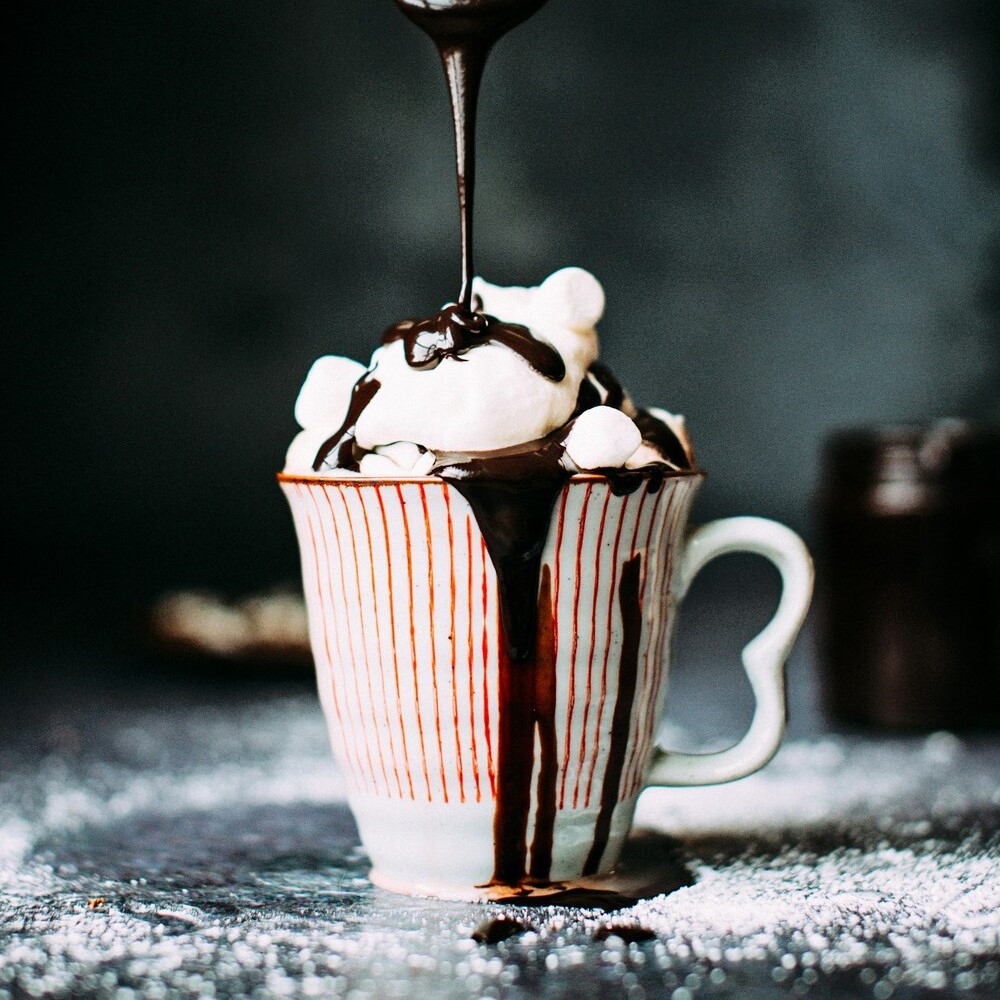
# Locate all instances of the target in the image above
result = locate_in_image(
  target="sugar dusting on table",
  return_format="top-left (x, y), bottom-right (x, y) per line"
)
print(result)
top-left (1, 696), bottom-right (997, 999)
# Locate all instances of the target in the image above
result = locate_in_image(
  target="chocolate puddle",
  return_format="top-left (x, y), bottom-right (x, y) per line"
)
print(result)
top-left (593, 924), bottom-right (658, 943)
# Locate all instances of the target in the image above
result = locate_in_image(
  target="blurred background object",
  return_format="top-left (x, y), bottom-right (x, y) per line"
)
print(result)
top-left (6, 0), bottom-right (999, 655)
top-left (149, 587), bottom-right (311, 673)
top-left (816, 420), bottom-right (1000, 729)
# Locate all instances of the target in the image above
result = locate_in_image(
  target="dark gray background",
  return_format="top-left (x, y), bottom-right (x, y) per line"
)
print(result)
top-left (7, 0), bottom-right (999, 633)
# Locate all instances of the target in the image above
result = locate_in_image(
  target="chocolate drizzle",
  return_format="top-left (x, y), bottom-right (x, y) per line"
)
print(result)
top-left (634, 408), bottom-right (691, 469)
top-left (382, 305), bottom-right (565, 379)
top-left (433, 425), bottom-right (579, 674)
top-left (389, 1), bottom-right (560, 374)
top-left (487, 551), bottom-right (648, 887)
top-left (490, 564), bottom-right (558, 886)
top-left (583, 555), bottom-right (643, 875)
top-left (601, 463), bottom-right (669, 498)
top-left (312, 376), bottom-right (380, 472)
top-left (394, 0), bottom-right (548, 310)
top-left (528, 577), bottom-right (559, 881)
top-left (446, 472), bottom-right (566, 662)
top-left (588, 360), bottom-right (626, 410)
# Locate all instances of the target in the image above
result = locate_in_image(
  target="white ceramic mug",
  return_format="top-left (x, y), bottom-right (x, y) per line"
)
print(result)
top-left (279, 471), bottom-right (813, 900)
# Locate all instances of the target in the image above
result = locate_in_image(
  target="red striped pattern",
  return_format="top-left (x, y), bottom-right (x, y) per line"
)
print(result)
top-left (281, 475), bottom-right (699, 808)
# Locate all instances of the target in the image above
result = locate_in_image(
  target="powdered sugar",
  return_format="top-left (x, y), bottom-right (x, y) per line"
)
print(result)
top-left (1, 693), bottom-right (997, 999)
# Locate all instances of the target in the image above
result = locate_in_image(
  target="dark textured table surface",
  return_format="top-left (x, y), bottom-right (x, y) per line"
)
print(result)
top-left (2, 578), bottom-right (998, 999)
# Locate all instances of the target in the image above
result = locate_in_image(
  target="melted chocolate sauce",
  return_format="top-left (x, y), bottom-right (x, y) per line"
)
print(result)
top-left (583, 555), bottom-right (643, 875)
top-left (573, 372), bottom-right (602, 415)
top-left (312, 377), bottom-right (380, 472)
top-left (489, 565), bottom-right (556, 885)
top-left (382, 305), bottom-right (565, 380)
top-left (395, 0), bottom-right (548, 309)
top-left (487, 552), bottom-right (647, 887)
top-left (389, 2), bottom-right (559, 374)
top-left (593, 924), bottom-right (658, 943)
top-left (528, 577), bottom-right (559, 880)
top-left (588, 360), bottom-right (626, 410)
top-left (435, 425), bottom-right (570, 664)
top-left (471, 916), bottom-right (533, 944)
top-left (604, 464), bottom-right (669, 498)
top-left (634, 408), bottom-right (690, 469)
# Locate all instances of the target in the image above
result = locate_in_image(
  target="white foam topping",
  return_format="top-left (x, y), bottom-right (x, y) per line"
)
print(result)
top-left (283, 267), bottom-right (687, 476)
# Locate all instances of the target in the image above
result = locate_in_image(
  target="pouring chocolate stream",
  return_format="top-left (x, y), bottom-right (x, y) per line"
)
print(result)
top-left (394, 0), bottom-right (548, 312)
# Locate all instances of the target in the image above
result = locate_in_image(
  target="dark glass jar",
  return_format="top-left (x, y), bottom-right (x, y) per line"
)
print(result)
top-left (816, 420), bottom-right (1000, 729)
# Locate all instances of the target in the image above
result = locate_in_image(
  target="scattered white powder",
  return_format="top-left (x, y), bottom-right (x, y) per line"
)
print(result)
top-left (1, 695), bottom-right (997, 999)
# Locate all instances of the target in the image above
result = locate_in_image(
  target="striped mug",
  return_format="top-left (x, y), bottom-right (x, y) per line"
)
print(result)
top-left (279, 471), bottom-right (813, 901)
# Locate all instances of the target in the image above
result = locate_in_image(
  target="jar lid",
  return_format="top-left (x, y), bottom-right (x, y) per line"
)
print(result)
top-left (821, 419), bottom-right (1000, 494)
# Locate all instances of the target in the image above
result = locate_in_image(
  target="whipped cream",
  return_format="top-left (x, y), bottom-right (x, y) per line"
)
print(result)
top-left (284, 267), bottom-right (694, 478)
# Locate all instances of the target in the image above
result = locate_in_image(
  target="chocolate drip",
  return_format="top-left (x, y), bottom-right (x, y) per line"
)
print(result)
top-left (588, 360), bottom-right (626, 410)
top-left (395, 0), bottom-right (548, 309)
top-left (572, 370), bottom-right (603, 416)
top-left (528, 567), bottom-right (558, 881)
top-left (601, 464), bottom-right (668, 498)
top-left (634, 408), bottom-right (690, 469)
top-left (584, 554), bottom-right (643, 876)
top-left (406, 391), bottom-right (688, 656)
top-left (382, 305), bottom-right (565, 380)
top-left (312, 377), bottom-right (380, 472)
top-left (490, 636), bottom-right (533, 885)
top-left (388, 1), bottom-right (556, 381)
top-left (442, 449), bottom-right (567, 661)
top-left (489, 565), bottom-right (558, 886)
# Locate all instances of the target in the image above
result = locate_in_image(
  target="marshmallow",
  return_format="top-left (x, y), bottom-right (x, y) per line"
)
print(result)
top-left (625, 441), bottom-right (669, 470)
top-left (285, 427), bottom-right (329, 474)
top-left (473, 268), bottom-right (600, 373)
top-left (285, 426), bottom-right (366, 476)
top-left (355, 339), bottom-right (580, 454)
top-left (359, 442), bottom-right (436, 477)
top-left (563, 406), bottom-right (642, 471)
top-left (294, 355), bottom-right (367, 430)
top-left (535, 267), bottom-right (605, 333)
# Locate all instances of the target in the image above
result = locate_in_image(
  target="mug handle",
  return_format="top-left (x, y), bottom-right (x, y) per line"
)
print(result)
top-left (645, 516), bottom-right (814, 787)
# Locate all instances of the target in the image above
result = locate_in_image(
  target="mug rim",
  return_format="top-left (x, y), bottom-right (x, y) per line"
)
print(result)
top-left (276, 466), bottom-right (706, 487)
